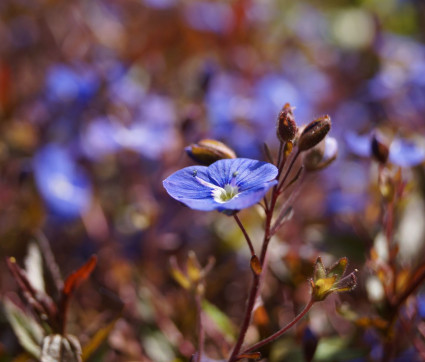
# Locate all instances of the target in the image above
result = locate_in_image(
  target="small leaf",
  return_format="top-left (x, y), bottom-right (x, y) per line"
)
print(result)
top-left (250, 255), bottom-right (262, 276)
top-left (170, 256), bottom-right (191, 290)
top-left (4, 298), bottom-right (44, 358)
top-left (24, 242), bottom-right (45, 293)
top-left (313, 257), bottom-right (326, 280)
top-left (236, 351), bottom-right (261, 360)
top-left (82, 318), bottom-right (118, 360)
top-left (187, 251), bottom-right (202, 283)
top-left (202, 300), bottom-right (235, 342)
top-left (327, 257), bottom-right (348, 281)
top-left (63, 255), bottom-right (97, 296)
top-left (6, 257), bottom-right (56, 324)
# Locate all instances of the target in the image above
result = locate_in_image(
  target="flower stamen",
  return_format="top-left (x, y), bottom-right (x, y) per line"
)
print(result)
top-left (212, 184), bottom-right (239, 203)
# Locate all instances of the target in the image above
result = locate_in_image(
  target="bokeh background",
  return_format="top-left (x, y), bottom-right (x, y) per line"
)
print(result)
top-left (1, 0), bottom-right (425, 360)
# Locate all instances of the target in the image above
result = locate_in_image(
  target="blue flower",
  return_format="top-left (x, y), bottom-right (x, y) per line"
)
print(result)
top-left (34, 144), bottom-right (92, 218)
top-left (163, 158), bottom-right (278, 212)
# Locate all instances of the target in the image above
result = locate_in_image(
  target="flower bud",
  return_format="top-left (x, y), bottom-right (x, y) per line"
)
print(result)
top-left (185, 139), bottom-right (236, 165)
top-left (298, 115), bottom-right (331, 152)
top-left (310, 257), bottom-right (357, 302)
top-left (276, 103), bottom-right (297, 142)
top-left (41, 334), bottom-right (82, 362)
top-left (303, 137), bottom-right (338, 172)
top-left (371, 132), bottom-right (389, 164)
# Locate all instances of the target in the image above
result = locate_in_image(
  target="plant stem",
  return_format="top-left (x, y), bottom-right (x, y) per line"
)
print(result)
top-left (276, 142), bottom-right (284, 176)
top-left (277, 150), bottom-right (300, 192)
top-left (234, 214), bottom-right (255, 256)
top-left (228, 274), bottom-right (260, 362)
top-left (239, 298), bottom-right (315, 356)
top-left (195, 293), bottom-right (204, 362)
top-left (228, 148), bottom-right (301, 361)
top-left (229, 191), bottom-right (280, 361)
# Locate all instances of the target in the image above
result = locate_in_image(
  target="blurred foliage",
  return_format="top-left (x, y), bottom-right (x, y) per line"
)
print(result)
top-left (1, 0), bottom-right (425, 360)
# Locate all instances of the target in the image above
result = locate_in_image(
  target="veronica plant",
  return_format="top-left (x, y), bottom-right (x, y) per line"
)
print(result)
top-left (163, 104), bottom-right (356, 362)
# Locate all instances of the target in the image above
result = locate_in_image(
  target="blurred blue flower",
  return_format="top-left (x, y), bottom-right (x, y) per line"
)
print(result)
top-left (346, 131), bottom-right (425, 167)
top-left (345, 131), bottom-right (372, 158)
top-left (163, 158), bottom-right (278, 212)
top-left (80, 117), bottom-right (121, 160)
top-left (45, 64), bottom-right (99, 104)
top-left (389, 138), bottom-right (425, 167)
top-left (34, 144), bottom-right (92, 218)
top-left (81, 94), bottom-right (177, 160)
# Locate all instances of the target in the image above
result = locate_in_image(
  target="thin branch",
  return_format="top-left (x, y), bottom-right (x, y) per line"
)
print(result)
top-left (234, 214), bottom-right (255, 256)
top-left (227, 274), bottom-right (260, 362)
top-left (195, 293), bottom-right (205, 362)
top-left (276, 142), bottom-right (284, 175)
top-left (239, 297), bottom-right (315, 356)
top-left (277, 150), bottom-right (300, 192)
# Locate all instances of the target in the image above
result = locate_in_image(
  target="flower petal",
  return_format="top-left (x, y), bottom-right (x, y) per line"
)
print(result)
top-left (163, 159), bottom-right (278, 212)
top-left (208, 158), bottom-right (278, 190)
top-left (163, 166), bottom-right (216, 208)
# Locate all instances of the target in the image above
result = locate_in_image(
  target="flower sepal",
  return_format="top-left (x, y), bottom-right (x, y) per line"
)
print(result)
top-left (310, 257), bottom-right (357, 302)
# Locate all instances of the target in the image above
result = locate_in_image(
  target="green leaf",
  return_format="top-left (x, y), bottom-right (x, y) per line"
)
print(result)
top-left (202, 300), bottom-right (235, 342)
top-left (3, 298), bottom-right (44, 358)
top-left (82, 318), bottom-right (118, 361)
top-left (315, 337), bottom-right (367, 361)
top-left (327, 257), bottom-right (348, 281)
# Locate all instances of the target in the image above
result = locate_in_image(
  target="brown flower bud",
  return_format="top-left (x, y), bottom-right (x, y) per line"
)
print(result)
top-left (276, 103), bottom-right (297, 142)
top-left (371, 132), bottom-right (389, 164)
top-left (298, 115), bottom-right (331, 152)
top-left (185, 139), bottom-right (236, 165)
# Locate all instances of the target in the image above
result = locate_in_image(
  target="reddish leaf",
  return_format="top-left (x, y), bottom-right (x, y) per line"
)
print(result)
top-left (6, 257), bottom-right (57, 328)
top-left (63, 255), bottom-right (97, 296)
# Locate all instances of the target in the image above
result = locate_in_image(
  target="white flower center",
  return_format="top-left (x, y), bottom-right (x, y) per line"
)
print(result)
top-left (212, 184), bottom-right (239, 203)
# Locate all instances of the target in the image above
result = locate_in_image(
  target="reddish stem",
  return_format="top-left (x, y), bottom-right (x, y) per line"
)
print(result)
top-left (234, 214), bottom-right (255, 256)
top-left (195, 293), bottom-right (205, 362)
top-left (228, 148), bottom-right (302, 362)
top-left (239, 297), bottom-right (315, 356)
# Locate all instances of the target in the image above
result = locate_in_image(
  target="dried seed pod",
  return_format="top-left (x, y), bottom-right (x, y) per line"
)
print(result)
top-left (276, 103), bottom-right (297, 142)
top-left (298, 115), bottom-right (331, 152)
top-left (371, 132), bottom-right (389, 164)
top-left (185, 139), bottom-right (236, 165)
